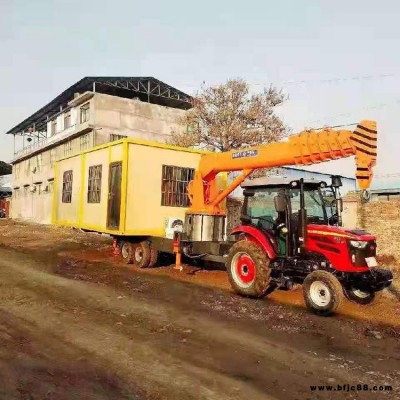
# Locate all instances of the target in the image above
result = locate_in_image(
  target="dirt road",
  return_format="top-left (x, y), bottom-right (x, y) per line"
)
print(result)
top-left (0, 220), bottom-right (399, 399)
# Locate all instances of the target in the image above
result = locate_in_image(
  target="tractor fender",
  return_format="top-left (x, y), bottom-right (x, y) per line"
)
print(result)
top-left (231, 225), bottom-right (277, 260)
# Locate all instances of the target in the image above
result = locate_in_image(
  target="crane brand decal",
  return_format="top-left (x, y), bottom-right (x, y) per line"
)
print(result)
top-left (232, 150), bottom-right (259, 159)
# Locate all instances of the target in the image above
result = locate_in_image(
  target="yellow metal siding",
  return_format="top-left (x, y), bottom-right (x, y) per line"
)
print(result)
top-left (80, 147), bottom-right (114, 229)
top-left (53, 138), bottom-right (209, 236)
top-left (124, 143), bottom-right (202, 235)
top-left (54, 156), bottom-right (81, 224)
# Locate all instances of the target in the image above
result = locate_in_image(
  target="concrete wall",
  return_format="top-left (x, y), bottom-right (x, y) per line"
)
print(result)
top-left (92, 93), bottom-right (186, 145)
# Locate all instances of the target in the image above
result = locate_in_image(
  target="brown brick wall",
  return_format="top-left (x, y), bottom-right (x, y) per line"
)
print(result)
top-left (357, 200), bottom-right (400, 262)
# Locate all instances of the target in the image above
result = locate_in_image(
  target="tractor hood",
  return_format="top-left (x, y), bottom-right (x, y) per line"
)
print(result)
top-left (308, 224), bottom-right (376, 241)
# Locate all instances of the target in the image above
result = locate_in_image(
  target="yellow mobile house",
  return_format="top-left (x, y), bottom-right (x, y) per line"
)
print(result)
top-left (53, 138), bottom-right (227, 266)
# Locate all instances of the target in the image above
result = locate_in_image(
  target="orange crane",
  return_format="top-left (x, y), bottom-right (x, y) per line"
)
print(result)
top-left (187, 120), bottom-right (377, 216)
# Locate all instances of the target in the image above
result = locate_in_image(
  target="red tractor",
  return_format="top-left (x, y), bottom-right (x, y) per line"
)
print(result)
top-left (226, 175), bottom-right (393, 315)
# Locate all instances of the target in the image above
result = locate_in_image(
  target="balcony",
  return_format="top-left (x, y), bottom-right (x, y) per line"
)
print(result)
top-left (12, 122), bottom-right (91, 162)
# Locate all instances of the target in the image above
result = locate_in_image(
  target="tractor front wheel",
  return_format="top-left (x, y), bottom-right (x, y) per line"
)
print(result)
top-left (344, 287), bottom-right (377, 305)
top-left (303, 270), bottom-right (343, 316)
top-left (226, 240), bottom-right (271, 298)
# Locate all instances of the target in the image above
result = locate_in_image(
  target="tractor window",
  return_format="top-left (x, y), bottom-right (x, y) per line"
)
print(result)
top-left (245, 189), bottom-right (278, 230)
top-left (290, 189), bottom-right (327, 223)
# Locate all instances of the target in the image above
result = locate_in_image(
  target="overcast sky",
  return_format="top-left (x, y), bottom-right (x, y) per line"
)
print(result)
top-left (0, 0), bottom-right (399, 180)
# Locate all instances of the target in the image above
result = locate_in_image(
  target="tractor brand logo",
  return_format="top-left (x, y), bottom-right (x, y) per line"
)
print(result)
top-left (232, 150), bottom-right (259, 159)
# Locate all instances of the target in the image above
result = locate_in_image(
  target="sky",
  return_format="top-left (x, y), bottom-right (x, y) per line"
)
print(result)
top-left (0, 0), bottom-right (399, 182)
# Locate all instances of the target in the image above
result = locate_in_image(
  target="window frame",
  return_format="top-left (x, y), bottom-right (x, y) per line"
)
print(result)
top-left (62, 170), bottom-right (73, 203)
top-left (161, 165), bottom-right (195, 207)
top-left (87, 165), bottom-right (102, 204)
top-left (80, 103), bottom-right (90, 124)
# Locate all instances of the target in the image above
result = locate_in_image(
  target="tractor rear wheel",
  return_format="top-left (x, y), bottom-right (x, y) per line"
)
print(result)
top-left (132, 241), bottom-right (151, 268)
top-left (226, 240), bottom-right (271, 298)
top-left (344, 287), bottom-right (377, 305)
top-left (303, 270), bottom-right (343, 316)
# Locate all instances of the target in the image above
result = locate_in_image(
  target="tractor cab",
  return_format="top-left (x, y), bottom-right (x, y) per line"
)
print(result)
top-left (240, 175), bottom-right (343, 257)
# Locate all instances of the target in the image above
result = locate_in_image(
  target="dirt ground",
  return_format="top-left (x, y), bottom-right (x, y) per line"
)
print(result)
top-left (0, 219), bottom-right (399, 400)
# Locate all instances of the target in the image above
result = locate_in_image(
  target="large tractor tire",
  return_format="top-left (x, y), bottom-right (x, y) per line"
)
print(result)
top-left (226, 240), bottom-right (271, 298)
top-left (121, 241), bottom-right (134, 264)
top-left (344, 287), bottom-right (377, 305)
top-left (303, 270), bottom-right (344, 316)
top-left (132, 241), bottom-right (151, 268)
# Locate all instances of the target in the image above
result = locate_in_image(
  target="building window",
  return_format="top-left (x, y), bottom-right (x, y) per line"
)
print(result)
top-left (80, 103), bottom-right (90, 123)
top-left (80, 134), bottom-right (90, 151)
top-left (62, 170), bottom-right (73, 203)
top-left (36, 184), bottom-right (42, 195)
top-left (161, 165), bottom-right (194, 207)
top-left (87, 165), bottom-right (102, 203)
top-left (51, 120), bottom-right (57, 136)
top-left (50, 148), bottom-right (57, 167)
top-left (14, 163), bottom-right (20, 178)
top-left (25, 159), bottom-right (30, 175)
top-left (110, 134), bottom-right (127, 142)
top-left (48, 180), bottom-right (54, 193)
top-left (36, 154), bottom-right (42, 172)
top-left (64, 141), bottom-right (72, 157)
top-left (24, 185), bottom-right (29, 195)
top-left (64, 111), bottom-right (71, 129)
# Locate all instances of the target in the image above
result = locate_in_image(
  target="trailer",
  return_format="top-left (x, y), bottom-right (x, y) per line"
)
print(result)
top-left (53, 138), bottom-right (229, 266)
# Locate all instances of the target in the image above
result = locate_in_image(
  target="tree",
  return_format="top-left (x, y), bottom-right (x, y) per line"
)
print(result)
top-left (170, 78), bottom-right (289, 152)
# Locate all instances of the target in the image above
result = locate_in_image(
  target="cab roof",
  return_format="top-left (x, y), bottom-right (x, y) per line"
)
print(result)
top-left (241, 176), bottom-right (327, 189)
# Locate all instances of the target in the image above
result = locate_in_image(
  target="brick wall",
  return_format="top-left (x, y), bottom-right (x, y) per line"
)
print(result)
top-left (357, 199), bottom-right (400, 262)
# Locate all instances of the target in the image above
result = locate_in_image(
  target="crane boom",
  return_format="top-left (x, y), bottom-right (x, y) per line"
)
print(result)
top-left (188, 120), bottom-right (377, 215)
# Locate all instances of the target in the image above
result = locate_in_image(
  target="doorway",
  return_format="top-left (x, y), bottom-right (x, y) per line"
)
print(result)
top-left (107, 162), bottom-right (122, 230)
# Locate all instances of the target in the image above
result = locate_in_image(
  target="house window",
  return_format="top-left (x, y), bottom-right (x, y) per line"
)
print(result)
top-left (64, 141), bottom-right (73, 157)
top-left (87, 165), bottom-right (102, 203)
top-left (80, 134), bottom-right (90, 151)
top-left (25, 159), bottom-right (30, 175)
top-left (50, 148), bottom-right (57, 166)
top-left (14, 163), bottom-right (20, 178)
top-left (110, 134), bottom-right (127, 142)
top-left (62, 170), bottom-right (73, 203)
top-left (64, 111), bottom-right (71, 129)
top-left (51, 120), bottom-right (57, 136)
top-left (80, 103), bottom-right (90, 123)
top-left (161, 165), bottom-right (194, 207)
top-left (48, 180), bottom-right (54, 193)
top-left (37, 154), bottom-right (42, 172)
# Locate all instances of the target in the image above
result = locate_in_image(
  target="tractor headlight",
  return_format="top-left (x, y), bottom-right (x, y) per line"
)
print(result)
top-left (349, 240), bottom-right (368, 249)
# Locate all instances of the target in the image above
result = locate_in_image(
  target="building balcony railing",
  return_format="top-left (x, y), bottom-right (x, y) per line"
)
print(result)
top-left (12, 122), bottom-right (90, 162)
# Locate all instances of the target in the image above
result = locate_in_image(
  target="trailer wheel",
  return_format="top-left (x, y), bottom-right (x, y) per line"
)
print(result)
top-left (344, 287), bottom-right (377, 305)
top-left (132, 241), bottom-right (151, 268)
top-left (226, 241), bottom-right (271, 298)
top-left (148, 246), bottom-right (159, 268)
top-left (121, 241), bottom-right (134, 264)
top-left (303, 271), bottom-right (343, 316)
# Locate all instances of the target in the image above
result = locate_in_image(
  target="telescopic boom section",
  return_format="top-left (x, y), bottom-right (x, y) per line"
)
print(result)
top-left (187, 120), bottom-right (377, 215)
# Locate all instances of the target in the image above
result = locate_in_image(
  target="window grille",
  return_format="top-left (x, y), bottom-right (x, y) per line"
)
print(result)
top-left (62, 170), bottom-right (73, 203)
top-left (87, 165), bottom-right (102, 203)
top-left (161, 165), bottom-right (194, 207)
top-left (110, 134), bottom-right (127, 142)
